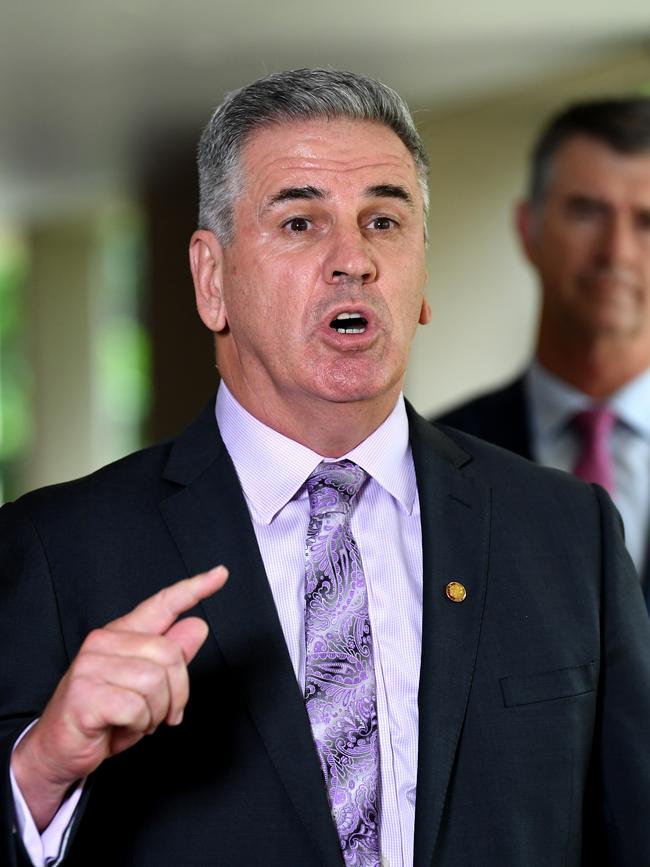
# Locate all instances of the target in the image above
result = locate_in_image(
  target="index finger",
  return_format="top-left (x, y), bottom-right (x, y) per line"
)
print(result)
top-left (107, 566), bottom-right (229, 636)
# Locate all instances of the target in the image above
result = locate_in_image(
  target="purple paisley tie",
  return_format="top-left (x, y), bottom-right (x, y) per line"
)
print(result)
top-left (304, 460), bottom-right (381, 867)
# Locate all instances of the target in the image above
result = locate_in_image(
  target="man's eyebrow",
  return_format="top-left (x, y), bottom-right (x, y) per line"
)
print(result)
top-left (263, 185), bottom-right (328, 210)
top-left (564, 193), bottom-right (609, 212)
top-left (365, 184), bottom-right (415, 210)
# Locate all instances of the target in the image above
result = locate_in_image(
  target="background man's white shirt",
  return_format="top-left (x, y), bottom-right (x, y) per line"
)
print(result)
top-left (527, 360), bottom-right (650, 576)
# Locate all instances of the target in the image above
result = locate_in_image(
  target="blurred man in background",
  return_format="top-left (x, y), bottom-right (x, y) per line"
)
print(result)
top-left (436, 98), bottom-right (650, 603)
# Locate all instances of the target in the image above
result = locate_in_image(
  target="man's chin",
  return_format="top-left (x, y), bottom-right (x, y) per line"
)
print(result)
top-left (296, 349), bottom-right (405, 406)
top-left (311, 370), bottom-right (400, 406)
top-left (579, 315), bottom-right (645, 342)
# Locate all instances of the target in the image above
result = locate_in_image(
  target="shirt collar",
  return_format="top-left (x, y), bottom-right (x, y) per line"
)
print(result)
top-left (215, 382), bottom-right (416, 524)
top-left (527, 359), bottom-right (650, 441)
top-left (526, 361), bottom-right (589, 441)
top-left (609, 367), bottom-right (650, 439)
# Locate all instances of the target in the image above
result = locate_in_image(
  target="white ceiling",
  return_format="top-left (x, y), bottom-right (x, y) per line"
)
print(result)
top-left (2, 0), bottom-right (650, 220)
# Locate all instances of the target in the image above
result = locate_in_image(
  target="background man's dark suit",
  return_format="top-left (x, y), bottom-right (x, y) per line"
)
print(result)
top-left (2, 399), bottom-right (649, 867)
top-left (436, 377), bottom-right (532, 461)
top-left (436, 376), bottom-right (650, 597)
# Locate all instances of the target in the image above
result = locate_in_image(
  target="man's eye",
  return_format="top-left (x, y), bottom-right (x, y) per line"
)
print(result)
top-left (566, 198), bottom-right (605, 221)
top-left (636, 211), bottom-right (650, 232)
top-left (284, 217), bottom-right (310, 232)
top-left (370, 216), bottom-right (396, 230)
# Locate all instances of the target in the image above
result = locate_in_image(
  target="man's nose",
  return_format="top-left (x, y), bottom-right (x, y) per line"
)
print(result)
top-left (323, 225), bottom-right (377, 284)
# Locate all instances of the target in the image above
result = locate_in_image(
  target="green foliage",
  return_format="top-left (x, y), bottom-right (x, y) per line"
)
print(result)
top-left (0, 234), bottom-right (31, 468)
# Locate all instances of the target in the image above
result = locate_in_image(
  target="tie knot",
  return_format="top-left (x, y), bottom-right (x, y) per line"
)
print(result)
top-left (571, 406), bottom-right (616, 441)
top-left (306, 460), bottom-right (367, 517)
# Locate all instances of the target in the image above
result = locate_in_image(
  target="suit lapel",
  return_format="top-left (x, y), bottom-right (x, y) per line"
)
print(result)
top-left (408, 407), bottom-right (491, 867)
top-left (641, 532), bottom-right (650, 612)
top-left (158, 401), bottom-right (342, 866)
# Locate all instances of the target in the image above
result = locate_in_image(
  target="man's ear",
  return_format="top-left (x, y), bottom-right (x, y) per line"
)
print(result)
top-left (514, 200), bottom-right (538, 265)
top-left (189, 230), bottom-right (228, 332)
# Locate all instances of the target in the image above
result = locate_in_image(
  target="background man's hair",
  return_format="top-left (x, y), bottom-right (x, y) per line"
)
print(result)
top-left (197, 67), bottom-right (429, 244)
top-left (529, 97), bottom-right (650, 210)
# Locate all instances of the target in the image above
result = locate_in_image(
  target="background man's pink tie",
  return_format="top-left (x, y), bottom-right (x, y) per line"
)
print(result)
top-left (571, 407), bottom-right (616, 494)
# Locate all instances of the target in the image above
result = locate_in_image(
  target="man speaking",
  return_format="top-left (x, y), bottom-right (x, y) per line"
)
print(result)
top-left (1, 69), bottom-right (649, 867)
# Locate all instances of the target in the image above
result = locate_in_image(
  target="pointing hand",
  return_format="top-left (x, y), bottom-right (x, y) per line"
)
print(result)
top-left (11, 566), bottom-right (228, 831)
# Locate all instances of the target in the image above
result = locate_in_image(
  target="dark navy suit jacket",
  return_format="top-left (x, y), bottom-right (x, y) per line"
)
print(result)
top-left (2, 398), bottom-right (650, 866)
top-left (436, 374), bottom-right (650, 597)
top-left (435, 377), bottom-right (533, 461)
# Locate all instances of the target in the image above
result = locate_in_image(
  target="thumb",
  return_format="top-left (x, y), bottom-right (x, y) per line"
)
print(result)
top-left (165, 616), bottom-right (210, 664)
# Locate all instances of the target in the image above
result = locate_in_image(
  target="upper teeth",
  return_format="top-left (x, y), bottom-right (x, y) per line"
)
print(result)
top-left (333, 312), bottom-right (365, 334)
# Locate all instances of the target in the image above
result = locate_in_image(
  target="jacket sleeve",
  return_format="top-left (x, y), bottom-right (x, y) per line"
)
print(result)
top-left (0, 500), bottom-right (75, 866)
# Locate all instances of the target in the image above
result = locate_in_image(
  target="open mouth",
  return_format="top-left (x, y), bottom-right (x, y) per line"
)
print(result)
top-left (329, 312), bottom-right (368, 334)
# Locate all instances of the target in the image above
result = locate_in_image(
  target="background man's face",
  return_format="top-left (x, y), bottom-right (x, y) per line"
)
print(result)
top-left (214, 117), bottom-right (429, 421)
top-left (521, 134), bottom-right (650, 344)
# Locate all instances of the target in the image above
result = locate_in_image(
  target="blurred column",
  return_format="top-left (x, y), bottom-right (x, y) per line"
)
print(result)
top-left (143, 152), bottom-right (218, 444)
top-left (25, 217), bottom-right (96, 491)
top-left (20, 202), bottom-right (149, 496)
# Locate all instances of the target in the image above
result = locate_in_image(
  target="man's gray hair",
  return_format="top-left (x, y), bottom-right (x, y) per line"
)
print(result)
top-left (197, 68), bottom-right (429, 244)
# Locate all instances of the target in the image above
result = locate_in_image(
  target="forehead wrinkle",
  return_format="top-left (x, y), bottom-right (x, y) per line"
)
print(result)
top-left (243, 116), bottom-right (417, 176)
top-left (548, 140), bottom-right (650, 202)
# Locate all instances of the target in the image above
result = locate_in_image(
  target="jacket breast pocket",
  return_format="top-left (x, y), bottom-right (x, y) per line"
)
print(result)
top-left (499, 661), bottom-right (596, 708)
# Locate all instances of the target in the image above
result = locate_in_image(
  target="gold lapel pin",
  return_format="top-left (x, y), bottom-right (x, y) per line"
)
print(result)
top-left (445, 581), bottom-right (467, 603)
